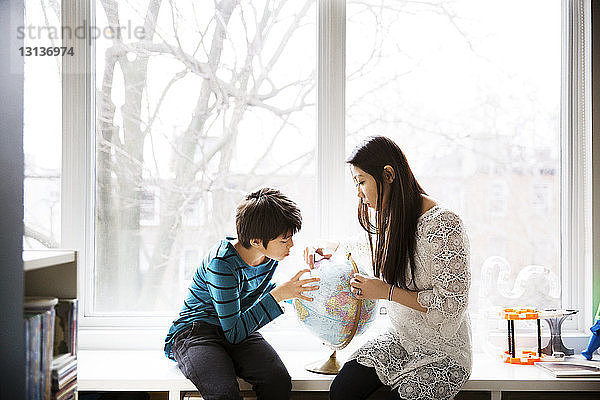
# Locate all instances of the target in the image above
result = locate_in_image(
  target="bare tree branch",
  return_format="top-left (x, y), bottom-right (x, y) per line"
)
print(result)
top-left (24, 225), bottom-right (59, 248)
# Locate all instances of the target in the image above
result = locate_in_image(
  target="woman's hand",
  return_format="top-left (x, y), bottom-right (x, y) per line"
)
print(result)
top-left (303, 246), bottom-right (332, 269)
top-left (349, 273), bottom-right (389, 300)
top-left (270, 269), bottom-right (320, 302)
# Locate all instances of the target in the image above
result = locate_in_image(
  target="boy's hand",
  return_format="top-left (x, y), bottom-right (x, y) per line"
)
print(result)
top-left (303, 247), bottom-right (332, 269)
top-left (270, 268), bottom-right (320, 302)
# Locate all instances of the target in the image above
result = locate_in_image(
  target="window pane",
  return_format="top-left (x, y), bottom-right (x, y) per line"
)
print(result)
top-left (23, 0), bottom-right (62, 249)
top-left (94, 0), bottom-right (316, 313)
top-left (346, 0), bottom-right (561, 314)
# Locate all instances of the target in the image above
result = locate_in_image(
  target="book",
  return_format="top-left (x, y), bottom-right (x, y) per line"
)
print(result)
top-left (24, 317), bottom-right (31, 400)
top-left (70, 299), bottom-right (78, 356)
top-left (52, 355), bottom-right (76, 379)
top-left (53, 378), bottom-right (77, 400)
top-left (24, 313), bottom-right (42, 400)
top-left (41, 309), bottom-right (56, 400)
top-left (52, 368), bottom-right (76, 392)
top-left (51, 354), bottom-right (77, 394)
top-left (535, 361), bottom-right (600, 377)
top-left (50, 299), bottom-right (78, 400)
top-left (52, 353), bottom-right (73, 367)
top-left (54, 299), bottom-right (78, 358)
top-left (25, 296), bottom-right (58, 400)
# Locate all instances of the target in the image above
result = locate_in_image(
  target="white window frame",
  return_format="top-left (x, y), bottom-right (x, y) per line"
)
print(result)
top-left (60, 0), bottom-right (595, 349)
top-left (560, 0), bottom-right (594, 332)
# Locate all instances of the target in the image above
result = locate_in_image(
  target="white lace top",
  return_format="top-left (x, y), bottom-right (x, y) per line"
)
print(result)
top-left (340, 205), bottom-right (472, 393)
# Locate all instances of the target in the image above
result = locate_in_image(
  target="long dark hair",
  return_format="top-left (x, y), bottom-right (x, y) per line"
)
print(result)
top-left (347, 136), bottom-right (426, 290)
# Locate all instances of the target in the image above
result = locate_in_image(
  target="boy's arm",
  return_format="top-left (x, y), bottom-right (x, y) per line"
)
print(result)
top-left (206, 260), bottom-right (283, 344)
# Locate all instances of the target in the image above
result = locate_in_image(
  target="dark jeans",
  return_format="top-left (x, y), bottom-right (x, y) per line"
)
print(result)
top-left (330, 359), bottom-right (400, 400)
top-left (172, 321), bottom-right (291, 400)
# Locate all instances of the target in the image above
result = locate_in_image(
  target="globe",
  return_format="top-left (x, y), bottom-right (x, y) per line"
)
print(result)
top-left (293, 253), bottom-right (378, 374)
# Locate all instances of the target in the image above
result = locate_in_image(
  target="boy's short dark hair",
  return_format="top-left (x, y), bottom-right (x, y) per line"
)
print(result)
top-left (236, 188), bottom-right (302, 248)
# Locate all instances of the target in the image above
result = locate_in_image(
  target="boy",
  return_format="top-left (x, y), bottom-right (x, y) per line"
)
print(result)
top-left (164, 188), bottom-right (319, 400)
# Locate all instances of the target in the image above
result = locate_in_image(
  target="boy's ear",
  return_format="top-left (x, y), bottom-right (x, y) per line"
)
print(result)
top-left (249, 238), bottom-right (263, 249)
top-left (383, 165), bottom-right (395, 183)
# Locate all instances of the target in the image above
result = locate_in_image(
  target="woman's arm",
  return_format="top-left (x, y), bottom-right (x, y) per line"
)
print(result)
top-left (415, 211), bottom-right (471, 337)
top-left (349, 274), bottom-right (427, 312)
top-left (389, 285), bottom-right (427, 312)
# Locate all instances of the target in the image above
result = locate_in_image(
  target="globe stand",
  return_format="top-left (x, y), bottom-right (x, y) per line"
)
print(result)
top-left (305, 350), bottom-right (342, 375)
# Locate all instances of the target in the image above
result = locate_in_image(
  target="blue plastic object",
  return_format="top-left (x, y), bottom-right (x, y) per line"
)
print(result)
top-left (582, 302), bottom-right (600, 360)
top-left (582, 319), bottom-right (600, 360)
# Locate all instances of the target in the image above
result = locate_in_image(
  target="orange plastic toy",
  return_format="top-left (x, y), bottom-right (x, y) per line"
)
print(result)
top-left (500, 308), bottom-right (545, 365)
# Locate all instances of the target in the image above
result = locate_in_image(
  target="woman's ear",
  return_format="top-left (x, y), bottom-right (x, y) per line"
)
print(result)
top-left (383, 165), bottom-right (395, 183)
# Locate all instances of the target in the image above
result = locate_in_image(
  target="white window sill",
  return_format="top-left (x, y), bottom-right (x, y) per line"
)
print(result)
top-left (77, 349), bottom-right (600, 395)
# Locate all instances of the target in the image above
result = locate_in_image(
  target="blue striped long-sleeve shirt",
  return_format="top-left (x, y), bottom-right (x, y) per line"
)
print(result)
top-left (164, 237), bottom-right (283, 360)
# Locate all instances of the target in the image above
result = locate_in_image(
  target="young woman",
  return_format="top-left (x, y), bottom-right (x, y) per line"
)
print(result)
top-left (306, 136), bottom-right (472, 400)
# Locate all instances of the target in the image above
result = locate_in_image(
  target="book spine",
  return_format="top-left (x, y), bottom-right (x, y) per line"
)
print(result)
top-left (24, 309), bottom-right (56, 400)
top-left (40, 311), bottom-right (48, 400)
top-left (54, 378), bottom-right (77, 400)
top-left (51, 300), bottom-right (78, 400)
top-left (54, 300), bottom-right (74, 356)
top-left (71, 300), bottom-right (78, 357)
top-left (55, 361), bottom-right (77, 380)
top-left (44, 309), bottom-right (56, 400)
top-left (24, 318), bottom-right (31, 400)
top-left (53, 358), bottom-right (76, 378)
top-left (52, 368), bottom-right (77, 391)
top-left (30, 314), bottom-right (42, 400)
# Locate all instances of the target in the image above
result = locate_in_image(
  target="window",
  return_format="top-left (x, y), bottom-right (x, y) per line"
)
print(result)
top-left (487, 181), bottom-right (510, 217)
top-left (180, 249), bottom-right (199, 292)
top-left (487, 235), bottom-right (507, 259)
top-left (531, 182), bottom-right (553, 213)
top-left (345, 0), bottom-right (562, 318)
top-left (93, 0), bottom-right (317, 313)
top-left (139, 186), bottom-right (159, 226)
top-left (22, 0), bottom-right (62, 250)
top-left (59, 0), bottom-right (593, 344)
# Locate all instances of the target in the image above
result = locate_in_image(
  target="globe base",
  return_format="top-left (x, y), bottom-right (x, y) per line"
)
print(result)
top-left (305, 350), bottom-right (342, 375)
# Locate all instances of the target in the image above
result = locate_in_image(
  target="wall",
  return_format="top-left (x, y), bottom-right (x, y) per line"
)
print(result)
top-left (0, 0), bottom-right (25, 398)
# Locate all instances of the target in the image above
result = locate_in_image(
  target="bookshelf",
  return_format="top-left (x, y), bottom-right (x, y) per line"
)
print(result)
top-left (24, 250), bottom-right (77, 299)
top-left (24, 249), bottom-right (78, 400)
